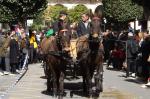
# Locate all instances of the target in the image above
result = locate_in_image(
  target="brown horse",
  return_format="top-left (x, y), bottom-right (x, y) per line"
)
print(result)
top-left (40, 34), bottom-right (70, 98)
top-left (76, 9), bottom-right (104, 96)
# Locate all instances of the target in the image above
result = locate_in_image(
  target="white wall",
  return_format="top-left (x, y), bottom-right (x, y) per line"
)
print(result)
top-left (129, 20), bottom-right (142, 32)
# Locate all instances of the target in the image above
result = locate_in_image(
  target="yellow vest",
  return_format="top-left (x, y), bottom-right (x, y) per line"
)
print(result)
top-left (30, 36), bottom-right (35, 44)
top-left (30, 36), bottom-right (38, 48)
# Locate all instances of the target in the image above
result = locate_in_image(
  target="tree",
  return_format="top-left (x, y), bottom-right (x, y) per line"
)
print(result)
top-left (132, 0), bottom-right (150, 9)
top-left (68, 4), bottom-right (89, 23)
top-left (132, 0), bottom-right (150, 31)
top-left (103, 0), bottom-right (143, 30)
top-left (42, 4), bottom-right (89, 23)
top-left (132, 0), bottom-right (150, 19)
top-left (0, 0), bottom-right (47, 27)
top-left (44, 4), bottom-right (67, 21)
top-left (42, 5), bottom-right (52, 21)
top-left (103, 0), bottom-right (143, 22)
top-left (31, 4), bottom-right (68, 31)
top-left (0, 5), bottom-right (13, 22)
top-left (47, 0), bottom-right (101, 3)
top-left (31, 12), bottom-right (45, 32)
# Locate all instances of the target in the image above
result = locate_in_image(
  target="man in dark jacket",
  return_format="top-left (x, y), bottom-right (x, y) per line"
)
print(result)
top-left (126, 32), bottom-right (138, 77)
top-left (53, 11), bottom-right (70, 35)
top-left (9, 31), bottom-right (20, 74)
top-left (53, 11), bottom-right (71, 49)
top-left (77, 13), bottom-right (91, 37)
top-left (140, 35), bottom-right (150, 81)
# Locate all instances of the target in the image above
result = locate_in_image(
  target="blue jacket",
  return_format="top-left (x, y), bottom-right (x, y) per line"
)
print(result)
top-left (77, 21), bottom-right (91, 37)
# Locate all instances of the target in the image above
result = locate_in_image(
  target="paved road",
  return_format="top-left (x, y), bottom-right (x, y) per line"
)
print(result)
top-left (3, 63), bottom-right (150, 99)
top-left (103, 66), bottom-right (150, 99)
top-left (0, 70), bottom-right (26, 99)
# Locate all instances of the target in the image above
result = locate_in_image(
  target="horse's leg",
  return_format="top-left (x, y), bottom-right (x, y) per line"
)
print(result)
top-left (82, 75), bottom-right (87, 92)
top-left (44, 62), bottom-right (47, 78)
top-left (49, 68), bottom-right (57, 97)
top-left (46, 62), bottom-right (52, 92)
top-left (94, 61), bottom-right (103, 93)
top-left (86, 67), bottom-right (92, 97)
top-left (81, 62), bottom-right (87, 93)
top-left (47, 74), bottom-right (51, 92)
top-left (58, 72), bottom-right (64, 99)
top-left (82, 63), bottom-right (92, 97)
top-left (52, 73), bottom-right (57, 97)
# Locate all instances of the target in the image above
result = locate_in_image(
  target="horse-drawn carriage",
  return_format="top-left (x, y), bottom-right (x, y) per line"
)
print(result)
top-left (40, 6), bottom-right (104, 99)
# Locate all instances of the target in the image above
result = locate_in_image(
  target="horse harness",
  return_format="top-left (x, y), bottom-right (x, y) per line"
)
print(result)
top-left (45, 35), bottom-right (71, 62)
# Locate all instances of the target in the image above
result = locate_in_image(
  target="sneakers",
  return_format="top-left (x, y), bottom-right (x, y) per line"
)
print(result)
top-left (131, 73), bottom-right (136, 78)
top-left (3, 71), bottom-right (10, 75)
top-left (141, 82), bottom-right (150, 88)
top-left (0, 72), bottom-right (4, 76)
top-left (126, 72), bottom-right (136, 78)
top-left (145, 82), bottom-right (150, 86)
top-left (9, 73), bottom-right (15, 76)
top-left (141, 84), bottom-right (147, 88)
top-left (16, 69), bottom-right (20, 73)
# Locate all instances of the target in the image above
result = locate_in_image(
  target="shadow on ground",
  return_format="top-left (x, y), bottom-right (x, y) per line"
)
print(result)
top-left (40, 76), bottom-right (47, 79)
top-left (41, 81), bottom-right (100, 98)
top-left (124, 78), bottom-right (146, 84)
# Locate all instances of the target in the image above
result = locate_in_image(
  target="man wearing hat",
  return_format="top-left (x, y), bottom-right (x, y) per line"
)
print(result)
top-left (53, 11), bottom-right (70, 35)
top-left (52, 11), bottom-right (71, 48)
top-left (126, 32), bottom-right (138, 77)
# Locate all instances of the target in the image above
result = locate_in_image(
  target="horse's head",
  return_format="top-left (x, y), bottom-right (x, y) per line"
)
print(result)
top-left (57, 18), bottom-right (71, 52)
top-left (90, 16), bottom-right (101, 38)
top-left (61, 36), bottom-right (70, 52)
top-left (90, 5), bottom-right (103, 39)
top-left (88, 6), bottom-right (104, 51)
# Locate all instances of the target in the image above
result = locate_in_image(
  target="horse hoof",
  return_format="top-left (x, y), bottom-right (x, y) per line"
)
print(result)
top-left (70, 91), bottom-right (73, 98)
top-left (96, 88), bottom-right (103, 93)
top-left (53, 93), bottom-right (57, 98)
top-left (46, 88), bottom-right (51, 92)
top-left (58, 96), bottom-right (63, 99)
top-left (87, 94), bottom-right (92, 99)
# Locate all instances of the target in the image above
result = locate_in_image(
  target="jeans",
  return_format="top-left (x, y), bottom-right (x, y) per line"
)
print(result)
top-left (0, 57), bottom-right (10, 72)
top-left (126, 58), bottom-right (136, 77)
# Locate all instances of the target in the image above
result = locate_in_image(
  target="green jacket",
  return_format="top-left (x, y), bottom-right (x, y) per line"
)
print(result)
top-left (46, 29), bottom-right (54, 38)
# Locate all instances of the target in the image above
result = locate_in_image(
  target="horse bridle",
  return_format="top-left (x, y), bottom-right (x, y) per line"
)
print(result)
top-left (90, 16), bottom-right (102, 38)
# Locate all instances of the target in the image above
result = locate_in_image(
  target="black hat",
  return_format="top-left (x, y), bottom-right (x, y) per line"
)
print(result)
top-left (59, 11), bottom-right (67, 15)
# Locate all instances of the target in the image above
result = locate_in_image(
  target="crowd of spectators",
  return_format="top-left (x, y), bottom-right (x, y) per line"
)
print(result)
top-left (104, 29), bottom-right (150, 86)
top-left (0, 25), bottom-right (42, 76)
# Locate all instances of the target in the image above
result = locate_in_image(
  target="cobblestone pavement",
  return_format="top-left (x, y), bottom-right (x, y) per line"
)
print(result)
top-left (0, 70), bottom-right (26, 99)
top-left (2, 63), bottom-right (149, 99)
